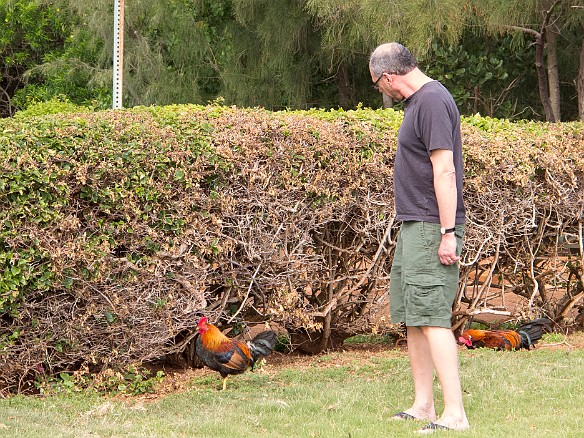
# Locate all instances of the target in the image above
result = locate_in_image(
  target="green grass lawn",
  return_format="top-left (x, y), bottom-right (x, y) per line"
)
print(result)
top-left (1, 340), bottom-right (583, 438)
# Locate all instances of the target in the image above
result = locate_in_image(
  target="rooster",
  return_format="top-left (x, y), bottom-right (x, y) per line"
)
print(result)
top-left (458, 318), bottom-right (552, 350)
top-left (195, 317), bottom-right (277, 390)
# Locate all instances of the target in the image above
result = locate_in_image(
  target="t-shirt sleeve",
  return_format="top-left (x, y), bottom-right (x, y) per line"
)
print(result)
top-left (415, 91), bottom-right (456, 152)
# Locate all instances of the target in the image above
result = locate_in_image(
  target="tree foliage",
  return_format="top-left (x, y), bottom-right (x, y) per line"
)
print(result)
top-left (421, 33), bottom-right (538, 119)
top-left (471, 0), bottom-right (584, 121)
top-left (222, 0), bottom-right (321, 109)
top-left (15, 0), bottom-right (232, 110)
top-left (0, 0), bottom-right (71, 117)
top-left (2, 1), bottom-right (583, 119)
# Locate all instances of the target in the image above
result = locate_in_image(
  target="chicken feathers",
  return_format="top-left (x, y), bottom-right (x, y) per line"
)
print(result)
top-left (459, 318), bottom-right (552, 350)
top-left (195, 317), bottom-right (277, 389)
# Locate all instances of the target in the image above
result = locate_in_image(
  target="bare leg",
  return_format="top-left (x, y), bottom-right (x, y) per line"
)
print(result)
top-left (402, 326), bottom-right (437, 421)
top-left (421, 326), bottom-right (469, 430)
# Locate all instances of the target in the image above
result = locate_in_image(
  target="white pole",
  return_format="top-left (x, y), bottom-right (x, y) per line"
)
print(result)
top-left (112, 0), bottom-right (125, 109)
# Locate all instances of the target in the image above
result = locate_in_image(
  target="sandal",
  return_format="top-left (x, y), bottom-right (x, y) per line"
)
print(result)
top-left (392, 411), bottom-right (418, 421)
top-left (418, 422), bottom-right (452, 434)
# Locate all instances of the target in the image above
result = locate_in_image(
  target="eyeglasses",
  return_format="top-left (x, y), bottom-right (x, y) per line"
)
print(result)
top-left (372, 71), bottom-right (396, 90)
top-left (372, 73), bottom-right (385, 91)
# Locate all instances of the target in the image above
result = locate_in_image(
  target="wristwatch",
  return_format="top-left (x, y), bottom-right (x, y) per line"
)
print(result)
top-left (440, 226), bottom-right (456, 235)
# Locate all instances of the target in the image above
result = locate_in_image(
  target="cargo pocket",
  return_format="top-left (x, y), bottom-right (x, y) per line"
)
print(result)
top-left (404, 272), bottom-right (447, 317)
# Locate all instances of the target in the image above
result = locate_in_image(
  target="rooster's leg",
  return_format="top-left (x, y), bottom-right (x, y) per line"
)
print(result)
top-left (222, 376), bottom-right (228, 391)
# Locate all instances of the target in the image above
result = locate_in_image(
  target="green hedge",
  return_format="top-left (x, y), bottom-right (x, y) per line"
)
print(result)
top-left (0, 104), bottom-right (582, 394)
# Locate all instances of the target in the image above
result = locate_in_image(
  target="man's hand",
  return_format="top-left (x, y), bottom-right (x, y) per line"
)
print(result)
top-left (438, 233), bottom-right (459, 265)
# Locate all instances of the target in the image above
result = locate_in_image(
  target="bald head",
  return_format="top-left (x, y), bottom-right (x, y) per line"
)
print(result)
top-left (369, 43), bottom-right (418, 77)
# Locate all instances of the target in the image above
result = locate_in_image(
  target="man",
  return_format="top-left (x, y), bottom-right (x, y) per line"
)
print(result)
top-left (369, 42), bottom-right (470, 433)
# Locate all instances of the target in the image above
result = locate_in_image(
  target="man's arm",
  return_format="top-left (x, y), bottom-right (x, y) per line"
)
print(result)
top-left (430, 148), bottom-right (458, 265)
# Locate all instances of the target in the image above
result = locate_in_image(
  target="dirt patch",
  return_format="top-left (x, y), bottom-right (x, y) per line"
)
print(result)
top-left (535, 330), bottom-right (584, 351)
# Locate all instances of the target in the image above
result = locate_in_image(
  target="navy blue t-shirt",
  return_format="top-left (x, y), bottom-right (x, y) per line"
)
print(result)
top-left (394, 81), bottom-right (465, 224)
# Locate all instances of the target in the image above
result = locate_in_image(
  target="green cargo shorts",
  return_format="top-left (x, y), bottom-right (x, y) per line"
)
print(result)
top-left (389, 221), bottom-right (464, 328)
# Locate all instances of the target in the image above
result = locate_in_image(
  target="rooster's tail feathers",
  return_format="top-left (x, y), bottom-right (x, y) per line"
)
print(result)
top-left (249, 330), bottom-right (277, 362)
top-left (517, 318), bottom-right (552, 349)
